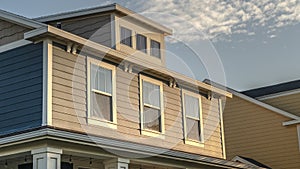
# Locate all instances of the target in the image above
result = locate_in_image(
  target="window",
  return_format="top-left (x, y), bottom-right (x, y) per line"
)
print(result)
top-left (120, 27), bottom-right (132, 47)
top-left (136, 34), bottom-right (147, 53)
top-left (150, 40), bottom-right (161, 58)
top-left (87, 58), bottom-right (116, 129)
top-left (139, 75), bottom-right (164, 137)
top-left (182, 89), bottom-right (204, 146)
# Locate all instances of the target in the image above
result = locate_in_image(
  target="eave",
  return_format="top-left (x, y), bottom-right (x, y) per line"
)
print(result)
top-left (24, 25), bottom-right (232, 98)
top-left (0, 127), bottom-right (254, 169)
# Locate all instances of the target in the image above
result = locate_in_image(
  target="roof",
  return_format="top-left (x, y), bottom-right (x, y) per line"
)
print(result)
top-left (0, 9), bottom-right (45, 28)
top-left (203, 79), bottom-right (300, 120)
top-left (0, 126), bottom-right (256, 169)
top-left (242, 79), bottom-right (300, 98)
top-left (232, 156), bottom-right (271, 169)
top-left (34, 3), bottom-right (172, 35)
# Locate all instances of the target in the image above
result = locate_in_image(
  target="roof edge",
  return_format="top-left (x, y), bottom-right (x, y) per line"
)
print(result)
top-left (204, 79), bottom-right (300, 120)
top-left (0, 9), bottom-right (45, 28)
top-left (0, 127), bottom-right (255, 169)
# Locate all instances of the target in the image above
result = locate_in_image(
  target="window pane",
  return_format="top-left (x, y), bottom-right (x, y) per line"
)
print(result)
top-left (186, 118), bottom-right (201, 141)
top-left (150, 40), bottom-right (161, 58)
top-left (91, 92), bottom-right (112, 121)
top-left (136, 34), bottom-right (147, 53)
top-left (143, 81), bottom-right (160, 107)
top-left (121, 27), bottom-right (132, 47)
top-left (91, 64), bottom-right (112, 94)
top-left (184, 94), bottom-right (199, 118)
top-left (143, 106), bottom-right (161, 132)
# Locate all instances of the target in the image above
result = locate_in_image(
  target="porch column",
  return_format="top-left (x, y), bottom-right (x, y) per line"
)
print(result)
top-left (104, 158), bottom-right (130, 169)
top-left (31, 147), bottom-right (62, 169)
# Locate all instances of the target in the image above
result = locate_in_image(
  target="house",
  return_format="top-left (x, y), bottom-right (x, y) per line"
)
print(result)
top-left (206, 79), bottom-right (300, 169)
top-left (0, 4), bottom-right (254, 169)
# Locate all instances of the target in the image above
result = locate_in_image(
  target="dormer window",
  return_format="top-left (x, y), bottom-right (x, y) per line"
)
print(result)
top-left (150, 40), bottom-right (161, 58)
top-left (136, 34), bottom-right (147, 53)
top-left (120, 27), bottom-right (132, 47)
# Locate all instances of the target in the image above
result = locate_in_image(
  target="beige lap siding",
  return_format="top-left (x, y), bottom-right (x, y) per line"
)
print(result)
top-left (52, 45), bottom-right (223, 158)
top-left (0, 19), bottom-right (30, 46)
top-left (224, 96), bottom-right (300, 169)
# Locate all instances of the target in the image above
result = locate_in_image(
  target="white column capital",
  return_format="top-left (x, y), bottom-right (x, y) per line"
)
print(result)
top-left (31, 147), bottom-right (62, 169)
top-left (104, 158), bottom-right (130, 169)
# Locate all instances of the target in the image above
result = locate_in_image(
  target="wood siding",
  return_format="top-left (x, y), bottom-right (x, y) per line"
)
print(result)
top-left (0, 19), bottom-right (30, 46)
top-left (48, 14), bottom-right (112, 47)
top-left (51, 45), bottom-right (223, 158)
top-left (224, 96), bottom-right (300, 169)
top-left (262, 92), bottom-right (300, 117)
top-left (0, 43), bottom-right (43, 135)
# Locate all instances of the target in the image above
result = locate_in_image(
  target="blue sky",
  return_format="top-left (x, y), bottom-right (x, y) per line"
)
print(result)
top-left (1, 0), bottom-right (300, 91)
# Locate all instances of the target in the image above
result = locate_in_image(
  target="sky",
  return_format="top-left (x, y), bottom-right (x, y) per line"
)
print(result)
top-left (1, 0), bottom-right (300, 91)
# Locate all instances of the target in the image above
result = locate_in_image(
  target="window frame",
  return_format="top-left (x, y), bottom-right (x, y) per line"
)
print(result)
top-left (150, 39), bottom-right (161, 58)
top-left (120, 26), bottom-right (133, 47)
top-left (182, 89), bottom-right (204, 147)
top-left (139, 74), bottom-right (165, 138)
top-left (136, 33), bottom-right (147, 53)
top-left (87, 57), bottom-right (117, 129)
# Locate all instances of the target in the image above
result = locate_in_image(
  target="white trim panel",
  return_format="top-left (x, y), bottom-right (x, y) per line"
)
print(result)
top-left (42, 39), bottom-right (53, 126)
top-left (0, 39), bottom-right (32, 53)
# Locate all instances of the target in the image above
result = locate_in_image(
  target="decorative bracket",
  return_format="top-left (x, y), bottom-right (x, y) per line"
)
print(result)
top-left (169, 78), bottom-right (176, 88)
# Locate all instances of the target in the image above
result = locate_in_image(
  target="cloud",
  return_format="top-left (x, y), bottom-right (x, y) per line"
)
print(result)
top-left (110, 0), bottom-right (300, 42)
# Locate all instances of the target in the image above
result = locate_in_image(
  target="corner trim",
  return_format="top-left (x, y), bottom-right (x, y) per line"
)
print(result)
top-left (42, 39), bottom-right (53, 126)
top-left (219, 99), bottom-right (226, 159)
top-left (297, 125), bottom-right (300, 152)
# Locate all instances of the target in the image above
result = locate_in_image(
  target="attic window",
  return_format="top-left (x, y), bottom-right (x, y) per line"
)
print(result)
top-left (120, 27), bottom-right (132, 47)
top-left (150, 40), bottom-right (161, 58)
top-left (136, 34), bottom-right (147, 53)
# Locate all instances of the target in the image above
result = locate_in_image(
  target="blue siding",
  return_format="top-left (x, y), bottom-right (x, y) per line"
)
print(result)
top-left (0, 43), bottom-right (43, 135)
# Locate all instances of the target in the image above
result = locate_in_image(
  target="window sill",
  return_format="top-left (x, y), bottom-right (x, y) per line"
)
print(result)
top-left (141, 129), bottom-right (165, 139)
top-left (184, 139), bottom-right (204, 147)
top-left (88, 118), bottom-right (117, 129)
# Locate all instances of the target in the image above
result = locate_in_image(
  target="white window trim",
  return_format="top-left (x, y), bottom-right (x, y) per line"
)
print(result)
top-left (87, 57), bottom-right (117, 129)
top-left (139, 74), bottom-right (165, 138)
top-left (182, 89), bottom-right (204, 147)
top-left (120, 26), bottom-right (134, 48)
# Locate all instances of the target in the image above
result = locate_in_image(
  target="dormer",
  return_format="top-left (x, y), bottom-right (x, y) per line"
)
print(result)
top-left (35, 3), bottom-right (172, 67)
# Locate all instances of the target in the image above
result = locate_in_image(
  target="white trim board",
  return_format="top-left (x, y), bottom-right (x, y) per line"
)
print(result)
top-left (297, 125), bottom-right (300, 152)
top-left (42, 39), bottom-right (53, 126)
top-left (0, 40), bottom-right (32, 53)
top-left (283, 119), bottom-right (300, 126)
